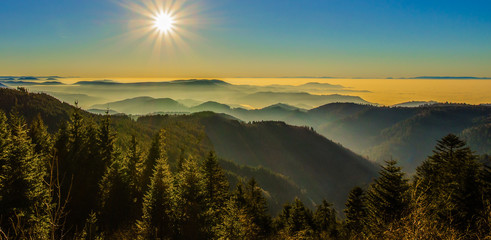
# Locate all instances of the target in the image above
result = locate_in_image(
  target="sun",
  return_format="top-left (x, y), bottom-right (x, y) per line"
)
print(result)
top-left (153, 11), bottom-right (175, 33)
top-left (119, 0), bottom-right (208, 58)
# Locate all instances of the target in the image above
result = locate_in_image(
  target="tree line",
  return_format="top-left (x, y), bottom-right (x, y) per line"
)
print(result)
top-left (0, 107), bottom-right (490, 239)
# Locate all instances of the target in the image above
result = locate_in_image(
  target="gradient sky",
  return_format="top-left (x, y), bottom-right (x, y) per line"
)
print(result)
top-left (1, 0), bottom-right (490, 78)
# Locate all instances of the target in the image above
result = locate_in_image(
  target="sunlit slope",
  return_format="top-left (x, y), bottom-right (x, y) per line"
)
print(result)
top-left (197, 113), bottom-right (378, 209)
top-left (0, 88), bottom-right (308, 213)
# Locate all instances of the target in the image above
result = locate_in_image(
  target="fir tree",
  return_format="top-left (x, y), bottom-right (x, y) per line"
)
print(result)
top-left (216, 198), bottom-right (260, 240)
top-left (97, 113), bottom-right (115, 167)
top-left (366, 160), bottom-right (410, 233)
top-left (99, 158), bottom-right (132, 235)
top-left (202, 151), bottom-right (229, 238)
top-left (314, 199), bottom-right (338, 239)
top-left (278, 198), bottom-right (315, 238)
top-left (344, 186), bottom-right (367, 237)
top-left (137, 158), bottom-right (175, 240)
top-left (142, 130), bottom-right (166, 194)
top-left (29, 113), bottom-right (52, 158)
top-left (0, 112), bottom-right (50, 239)
top-left (415, 134), bottom-right (485, 234)
top-left (125, 135), bottom-right (143, 219)
top-left (243, 178), bottom-right (272, 238)
top-left (0, 110), bottom-right (11, 193)
top-left (175, 158), bottom-right (207, 240)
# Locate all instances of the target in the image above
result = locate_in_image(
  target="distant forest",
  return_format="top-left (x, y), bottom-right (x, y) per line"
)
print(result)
top-left (0, 88), bottom-right (490, 239)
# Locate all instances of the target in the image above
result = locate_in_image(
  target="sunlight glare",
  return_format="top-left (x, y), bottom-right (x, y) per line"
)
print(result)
top-left (153, 11), bottom-right (175, 33)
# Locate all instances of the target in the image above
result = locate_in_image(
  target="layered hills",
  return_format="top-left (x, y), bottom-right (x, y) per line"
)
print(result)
top-left (90, 95), bottom-right (491, 172)
top-left (0, 88), bottom-right (377, 212)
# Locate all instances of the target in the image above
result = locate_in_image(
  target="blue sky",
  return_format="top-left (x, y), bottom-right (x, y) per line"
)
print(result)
top-left (1, 0), bottom-right (490, 78)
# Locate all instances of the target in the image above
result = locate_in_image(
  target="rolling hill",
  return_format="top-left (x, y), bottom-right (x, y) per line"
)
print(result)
top-left (0, 88), bottom-right (377, 212)
top-left (138, 112), bottom-right (378, 209)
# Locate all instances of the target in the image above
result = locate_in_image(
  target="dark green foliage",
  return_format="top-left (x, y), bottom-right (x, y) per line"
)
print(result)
top-left (215, 198), bottom-right (260, 240)
top-left (274, 198), bottom-right (315, 238)
top-left (137, 158), bottom-right (175, 240)
top-left (175, 158), bottom-right (207, 239)
top-left (124, 135), bottom-right (144, 219)
top-left (415, 134), bottom-right (487, 236)
top-left (237, 178), bottom-right (272, 238)
top-left (0, 110), bottom-right (10, 189)
top-left (97, 113), bottom-right (116, 166)
top-left (198, 113), bottom-right (377, 210)
top-left (220, 159), bottom-right (309, 214)
top-left (314, 200), bottom-right (339, 239)
top-left (202, 151), bottom-right (229, 238)
top-left (1, 88), bottom-right (490, 239)
top-left (141, 130), bottom-right (166, 194)
top-left (0, 111), bottom-right (50, 239)
top-left (99, 158), bottom-right (132, 234)
top-left (343, 187), bottom-right (367, 237)
top-left (56, 107), bottom-right (106, 230)
top-left (365, 160), bottom-right (410, 233)
top-left (29, 114), bottom-right (52, 158)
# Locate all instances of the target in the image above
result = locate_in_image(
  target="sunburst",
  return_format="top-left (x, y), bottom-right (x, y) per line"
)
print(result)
top-left (119, 0), bottom-right (205, 59)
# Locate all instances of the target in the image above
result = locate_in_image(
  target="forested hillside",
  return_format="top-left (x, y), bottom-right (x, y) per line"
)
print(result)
top-left (86, 93), bottom-right (491, 171)
top-left (0, 88), bottom-right (314, 213)
top-left (0, 88), bottom-right (490, 239)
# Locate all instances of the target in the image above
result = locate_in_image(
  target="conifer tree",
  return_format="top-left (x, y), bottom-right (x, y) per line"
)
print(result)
top-left (0, 110), bottom-right (10, 191)
top-left (99, 157), bottom-right (132, 235)
top-left (278, 198), bottom-right (315, 238)
top-left (97, 113), bottom-right (115, 167)
top-left (344, 186), bottom-right (367, 237)
top-left (29, 113), bottom-right (52, 158)
top-left (215, 198), bottom-right (260, 240)
top-left (59, 107), bottom-right (102, 230)
top-left (125, 135), bottom-right (143, 219)
top-left (243, 178), bottom-right (272, 238)
top-left (0, 112), bottom-right (50, 239)
top-left (314, 199), bottom-right (338, 239)
top-left (142, 130), bottom-right (166, 193)
top-left (415, 134), bottom-right (484, 234)
top-left (175, 158), bottom-right (207, 240)
top-left (366, 160), bottom-right (410, 233)
top-left (137, 157), bottom-right (175, 240)
top-left (202, 151), bottom-right (229, 237)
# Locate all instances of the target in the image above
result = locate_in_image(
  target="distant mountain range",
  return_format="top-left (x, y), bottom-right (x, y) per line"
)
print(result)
top-left (2, 79), bottom-right (374, 109)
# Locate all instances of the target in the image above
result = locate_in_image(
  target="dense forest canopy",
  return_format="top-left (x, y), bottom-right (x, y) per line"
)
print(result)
top-left (0, 88), bottom-right (490, 239)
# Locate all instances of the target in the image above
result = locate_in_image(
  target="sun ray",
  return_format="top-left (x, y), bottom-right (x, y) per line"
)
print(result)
top-left (115, 0), bottom-right (208, 60)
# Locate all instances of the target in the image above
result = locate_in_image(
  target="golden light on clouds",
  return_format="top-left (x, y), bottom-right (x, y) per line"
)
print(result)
top-left (118, 0), bottom-right (205, 60)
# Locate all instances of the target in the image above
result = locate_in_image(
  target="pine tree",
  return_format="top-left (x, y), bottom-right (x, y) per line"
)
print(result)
top-left (59, 107), bottom-right (103, 231)
top-left (125, 135), bottom-right (143, 220)
top-left (0, 110), bottom-right (11, 193)
top-left (137, 158), bottom-right (175, 240)
top-left (314, 200), bottom-right (338, 239)
top-left (99, 157), bottom-right (132, 235)
top-left (0, 111), bottom-right (50, 239)
top-left (344, 186), bottom-right (367, 237)
top-left (415, 134), bottom-right (485, 234)
top-left (97, 113), bottom-right (115, 167)
top-left (29, 113), bottom-right (52, 158)
top-left (175, 158), bottom-right (207, 240)
top-left (366, 160), bottom-right (410, 233)
top-left (243, 178), bottom-right (272, 238)
top-left (215, 198), bottom-right (260, 240)
top-left (280, 198), bottom-right (315, 239)
top-left (142, 130), bottom-right (166, 193)
top-left (202, 151), bottom-right (229, 238)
